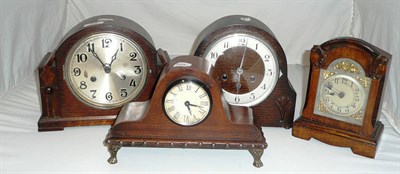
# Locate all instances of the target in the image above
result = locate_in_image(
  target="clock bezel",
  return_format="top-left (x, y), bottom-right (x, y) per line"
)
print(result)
top-left (37, 15), bottom-right (161, 131)
top-left (201, 33), bottom-right (280, 107)
top-left (162, 77), bottom-right (213, 127)
top-left (64, 32), bottom-right (149, 109)
top-left (193, 15), bottom-right (296, 128)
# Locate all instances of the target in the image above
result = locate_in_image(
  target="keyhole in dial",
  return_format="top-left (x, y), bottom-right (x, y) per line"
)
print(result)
top-left (222, 74), bottom-right (228, 81)
top-left (250, 75), bottom-right (256, 83)
top-left (90, 76), bottom-right (97, 82)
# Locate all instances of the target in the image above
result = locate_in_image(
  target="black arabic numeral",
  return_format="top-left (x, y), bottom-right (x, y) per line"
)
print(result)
top-left (130, 79), bottom-right (136, 87)
top-left (130, 52), bottom-right (137, 61)
top-left (73, 67), bottom-right (81, 76)
top-left (77, 53), bottom-right (88, 63)
top-left (87, 43), bottom-right (94, 52)
top-left (90, 90), bottom-right (96, 98)
top-left (79, 81), bottom-right (87, 89)
top-left (134, 66), bottom-right (142, 74)
top-left (105, 92), bottom-right (113, 101)
top-left (120, 89), bottom-right (127, 97)
top-left (102, 38), bottom-right (112, 48)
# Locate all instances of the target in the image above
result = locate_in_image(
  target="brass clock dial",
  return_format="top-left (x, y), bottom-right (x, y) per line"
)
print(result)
top-left (65, 33), bottom-right (148, 109)
top-left (203, 34), bottom-right (279, 106)
top-left (163, 79), bottom-right (212, 126)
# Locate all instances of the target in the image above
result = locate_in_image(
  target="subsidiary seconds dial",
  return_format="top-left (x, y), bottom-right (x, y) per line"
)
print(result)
top-left (65, 33), bottom-right (148, 109)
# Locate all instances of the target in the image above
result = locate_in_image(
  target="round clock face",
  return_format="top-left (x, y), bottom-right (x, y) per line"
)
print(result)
top-left (65, 33), bottom-right (148, 109)
top-left (163, 79), bottom-right (212, 126)
top-left (203, 34), bottom-right (279, 106)
top-left (320, 74), bottom-right (365, 116)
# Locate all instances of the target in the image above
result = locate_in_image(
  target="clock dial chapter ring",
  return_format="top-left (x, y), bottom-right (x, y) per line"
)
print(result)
top-left (204, 34), bottom-right (279, 107)
top-left (320, 74), bottom-right (365, 116)
top-left (65, 33), bottom-right (148, 109)
top-left (162, 79), bottom-right (212, 126)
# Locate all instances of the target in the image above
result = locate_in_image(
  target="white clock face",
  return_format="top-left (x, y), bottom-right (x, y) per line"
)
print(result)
top-left (320, 74), bottom-right (365, 116)
top-left (163, 79), bottom-right (212, 126)
top-left (65, 33), bottom-right (148, 109)
top-left (313, 58), bottom-right (370, 125)
top-left (203, 34), bottom-right (279, 107)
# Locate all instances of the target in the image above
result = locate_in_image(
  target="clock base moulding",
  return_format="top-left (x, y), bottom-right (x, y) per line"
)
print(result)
top-left (292, 117), bottom-right (383, 158)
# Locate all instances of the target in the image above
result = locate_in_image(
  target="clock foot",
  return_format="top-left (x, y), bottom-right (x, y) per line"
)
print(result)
top-left (249, 149), bottom-right (264, 168)
top-left (107, 145), bottom-right (121, 164)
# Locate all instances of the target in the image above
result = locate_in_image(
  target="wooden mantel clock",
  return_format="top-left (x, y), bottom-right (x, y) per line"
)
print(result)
top-left (292, 37), bottom-right (391, 158)
top-left (104, 55), bottom-right (267, 168)
top-left (193, 15), bottom-right (296, 128)
top-left (38, 15), bottom-right (165, 131)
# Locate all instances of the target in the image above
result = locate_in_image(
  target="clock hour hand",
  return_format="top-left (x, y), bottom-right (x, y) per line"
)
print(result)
top-left (103, 49), bottom-right (119, 73)
top-left (184, 101), bottom-right (193, 115)
top-left (324, 84), bottom-right (345, 98)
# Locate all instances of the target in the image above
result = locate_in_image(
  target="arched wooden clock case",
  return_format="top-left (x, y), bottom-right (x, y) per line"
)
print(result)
top-left (104, 55), bottom-right (267, 167)
top-left (193, 15), bottom-right (296, 128)
top-left (292, 37), bottom-right (391, 158)
top-left (37, 15), bottom-right (163, 131)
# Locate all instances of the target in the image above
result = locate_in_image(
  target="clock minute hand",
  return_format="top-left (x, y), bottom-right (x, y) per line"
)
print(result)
top-left (188, 103), bottom-right (203, 108)
top-left (91, 50), bottom-right (108, 72)
top-left (236, 39), bottom-right (248, 93)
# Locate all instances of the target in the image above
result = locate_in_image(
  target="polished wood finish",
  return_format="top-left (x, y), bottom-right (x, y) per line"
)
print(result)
top-left (38, 15), bottom-right (164, 131)
top-left (292, 37), bottom-right (391, 158)
top-left (193, 15), bottom-right (296, 128)
top-left (105, 56), bottom-right (267, 167)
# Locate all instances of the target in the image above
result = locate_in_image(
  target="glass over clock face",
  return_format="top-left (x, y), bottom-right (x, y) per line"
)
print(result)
top-left (203, 34), bottom-right (279, 107)
top-left (163, 79), bottom-right (212, 126)
top-left (65, 33), bottom-right (148, 109)
top-left (313, 58), bottom-right (370, 125)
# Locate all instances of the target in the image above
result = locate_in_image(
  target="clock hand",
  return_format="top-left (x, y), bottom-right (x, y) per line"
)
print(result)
top-left (188, 103), bottom-right (204, 108)
top-left (91, 50), bottom-right (106, 69)
top-left (103, 49), bottom-right (119, 73)
top-left (109, 49), bottom-right (119, 67)
top-left (235, 39), bottom-right (248, 93)
top-left (324, 84), bottom-right (345, 98)
top-left (184, 101), bottom-right (193, 115)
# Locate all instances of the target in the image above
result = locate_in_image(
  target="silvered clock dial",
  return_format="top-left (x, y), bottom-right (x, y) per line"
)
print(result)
top-left (65, 33), bottom-right (148, 109)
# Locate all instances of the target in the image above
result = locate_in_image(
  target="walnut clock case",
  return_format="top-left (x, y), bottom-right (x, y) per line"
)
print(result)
top-left (38, 15), bottom-right (163, 131)
top-left (193, 15), bottom-right (296, 128)
top-left (292, 37), bottom-right (391, 158)
top-left (104, 55), bottom-right (267, 168)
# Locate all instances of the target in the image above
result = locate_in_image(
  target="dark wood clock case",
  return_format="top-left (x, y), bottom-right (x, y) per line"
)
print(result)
top-left (104, 55), bottom-right (267, 167)
top-left (193, 15), bottom-right (296, 128)
top-left (292, 37), bottom-right (391, 158)
top-left (38, 15), bottom-right (164, 131)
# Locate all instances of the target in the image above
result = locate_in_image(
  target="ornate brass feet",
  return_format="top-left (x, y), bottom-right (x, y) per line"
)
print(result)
top-left (249, 149), bottom-right (264, 168)
top-left (107, 145), bottom-right (121, 164)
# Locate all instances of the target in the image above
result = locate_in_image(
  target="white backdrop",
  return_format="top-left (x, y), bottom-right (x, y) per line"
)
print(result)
top-left (1, 0), bottom-right (399, 173)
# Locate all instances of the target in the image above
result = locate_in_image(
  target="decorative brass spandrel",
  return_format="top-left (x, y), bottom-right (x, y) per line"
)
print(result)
top-left (323, 70), bottom-right (335, 79)
top-left (356, 76), bottom-right (370, 89)
top-left (334, 61), bottom-right (360, 74)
